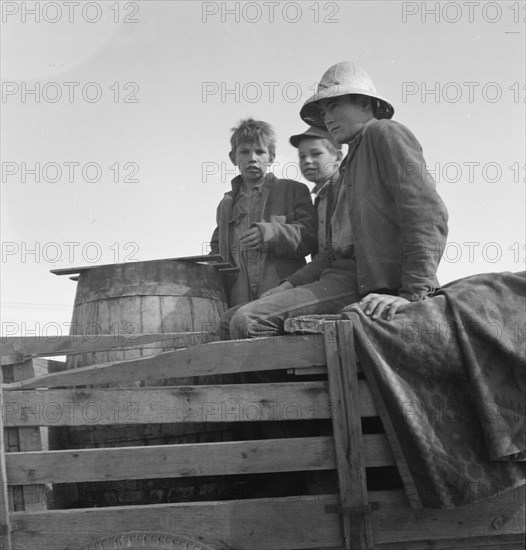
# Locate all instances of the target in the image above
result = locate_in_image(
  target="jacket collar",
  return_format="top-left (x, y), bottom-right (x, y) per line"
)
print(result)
top-left (229, 172), bottom-right (275, 199)
top-left (312, 169), bottom-right (340, 198)
top-left (340, 118), bottom-right (378, 174)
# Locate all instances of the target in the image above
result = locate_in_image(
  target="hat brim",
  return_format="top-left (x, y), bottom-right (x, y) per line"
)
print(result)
top-left (300, 89), bottom-right (394, 130)
top-left (289, 133), bottom-right (341, 149)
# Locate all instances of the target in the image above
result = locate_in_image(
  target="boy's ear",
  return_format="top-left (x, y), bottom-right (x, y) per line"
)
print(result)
top-left (336, 150), bottom-right (343, 162)
top-left (229, 150), bottom-right (236, 165)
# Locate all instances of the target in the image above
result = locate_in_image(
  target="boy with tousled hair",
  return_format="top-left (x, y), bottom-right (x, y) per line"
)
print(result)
top-left (210, 118), bottom-right (316, 310)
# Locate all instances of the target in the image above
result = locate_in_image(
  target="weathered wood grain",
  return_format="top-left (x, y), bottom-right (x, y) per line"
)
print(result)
top-left (3, 380), bottom-right (377, 427)
top-left (10, 496), bottom-right (344, 550)
top-left (5, 434), bottom-right (394, 484)
top-left (5, 335), bottom-right (326, 390)
top-left (0, 332), bottom-right (207, 361)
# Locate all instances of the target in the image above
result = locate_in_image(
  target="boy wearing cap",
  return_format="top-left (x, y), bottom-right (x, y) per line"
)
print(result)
top-left (210, 118), bottom-right (317, 309)
top-left (227, 62), bottom-right (448, 338)
top-left (261, 126), bottom-right (343, 298)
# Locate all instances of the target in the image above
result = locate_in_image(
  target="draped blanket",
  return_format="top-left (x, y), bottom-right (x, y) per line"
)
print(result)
top-left (343, 271), bottom-right (526, 507)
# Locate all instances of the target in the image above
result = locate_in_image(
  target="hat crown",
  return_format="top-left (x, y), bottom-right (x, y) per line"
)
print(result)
top-left (300, 61), bottom-right (394, 129)
top-left (317, 61), bottom-right (378, 96)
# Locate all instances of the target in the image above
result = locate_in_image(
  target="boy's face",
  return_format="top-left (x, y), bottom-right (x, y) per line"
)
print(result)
top-left (298, 138), bottom-right (341, 185)
top-left (229, 141), bottom-right (272, 185)
top-left (320, 95), bottom-right (371, 143)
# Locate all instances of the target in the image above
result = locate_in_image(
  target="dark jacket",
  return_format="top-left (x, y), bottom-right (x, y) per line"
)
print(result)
top-left (210, 173), bottom-right (317, 306)
top-left (287, 119), bottom-right (448, 302)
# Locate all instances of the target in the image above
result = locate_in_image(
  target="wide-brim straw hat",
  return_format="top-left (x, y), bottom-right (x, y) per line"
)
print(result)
top-left (300, 61), bottom-right (394, 130)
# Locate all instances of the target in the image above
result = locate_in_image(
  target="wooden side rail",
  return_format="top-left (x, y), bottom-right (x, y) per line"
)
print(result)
top-left (0, 332), bottom-right (210, 362)
top-left (4, 335), bottom-right (326, 390)
top-left (2, 326), bottom-right (525, 550)
top-left (1, 381), bottom-right (375, 426)
top-left (5, 435), bottom-right (394, 485)
top-left (4, 487), bottom-right (524, 550)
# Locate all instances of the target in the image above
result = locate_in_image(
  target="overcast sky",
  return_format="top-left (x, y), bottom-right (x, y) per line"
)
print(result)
top-left (1, 0), bottom-right (525, 335)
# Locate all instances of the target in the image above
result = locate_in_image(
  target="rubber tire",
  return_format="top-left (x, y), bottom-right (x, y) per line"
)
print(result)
top-left (79, 532), bottom-right (215, 550)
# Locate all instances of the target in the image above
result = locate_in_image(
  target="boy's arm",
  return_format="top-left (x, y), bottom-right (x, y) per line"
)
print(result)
top-left (252, 182), bottom-right (317, 259)
top-left (285, 247), bottom-right (333, 287)
top-left (376, 122), bottom-right (449, 301)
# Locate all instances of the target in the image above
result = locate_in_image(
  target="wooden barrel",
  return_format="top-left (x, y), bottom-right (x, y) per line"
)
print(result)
top-left (68, 259), bottom-right (226, 367)
top-left (52, 259), bottom-right (230, 508)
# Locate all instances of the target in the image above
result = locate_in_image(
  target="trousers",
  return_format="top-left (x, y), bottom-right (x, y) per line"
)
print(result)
top-left (224, 259), bottom-right (360, 339)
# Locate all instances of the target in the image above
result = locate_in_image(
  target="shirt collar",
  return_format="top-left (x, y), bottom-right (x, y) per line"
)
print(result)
top-left (231, 172), bottom-right (273, 197)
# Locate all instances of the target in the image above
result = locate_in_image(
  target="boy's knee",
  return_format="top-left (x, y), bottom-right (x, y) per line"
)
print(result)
top-left (229, 306), bottom-right (252, 340)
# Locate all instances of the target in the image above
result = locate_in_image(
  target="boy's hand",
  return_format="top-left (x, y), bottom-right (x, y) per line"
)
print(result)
top-left (239, 227), bottom-right (263, 249)
top-left (342, 293), bottom-right (410, 321)
top-left (260, 281), bottom-right (294, 298)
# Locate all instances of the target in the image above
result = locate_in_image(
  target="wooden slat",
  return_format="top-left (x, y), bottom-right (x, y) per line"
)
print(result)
top-left (8, 487), bottom-right (524, 550)
top-left (3, 382), bottom-right (329, 426)
top-left (325, 321), bottom-right (373, 549)
top-left (5, 434), bottom-right (395, 485)
top-left (376, 535), bottom-right (525, 549)
top-left (0, 369), bottom-right (13, 550)
top-left (323, 323), bottom-right (352, 549)
top-left (10, 437), bottom-right (333, 483)
top-left (49, 255), bottom-right (224, 275)
top-left (3, 360), bottom-right (47, 514)
top-left (0, 332), bottom-right (206, 360)
top-left (10, 496), bottom-right (344, 550)
top-left (5, 335), bottom-right (326, 390)
top-left (3, 381), bottom-right (378, 427)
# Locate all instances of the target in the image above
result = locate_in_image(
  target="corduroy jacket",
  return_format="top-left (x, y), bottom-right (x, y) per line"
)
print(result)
top-left (210, 173), bottom-right (317, 306)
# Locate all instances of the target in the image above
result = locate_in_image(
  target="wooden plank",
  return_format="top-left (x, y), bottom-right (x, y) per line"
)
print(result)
top-left (323, 322), bottom-right (351, 549)
top-left (8, 437), bottom-right (334, 483)
top-left (371, 485), bottom-right (525, 545)
top-left (10, 496), bottom-right (344, 550)
top-left (5, 434), bottom-right (395, 485)
top-left (49, 255), bottom-right (224, 276)
top-left (376, 535), bottom-right (525, 549)
top-left (0, 332), bottom-right (207, 360)
top-left (0, 369), bottom-right (13, 550)
top-left (333, 321), bottom-right (374, 548)
top-left (3, 360), bottom-right (47, 514)
top-left (3, 382), bottom-right (331, 426)
top-left (3, 381), bottom-right (377, 427)
top-left (324, 322), bottom-right (374, 549)
top-left (5, 335), bottom-right (326, 390)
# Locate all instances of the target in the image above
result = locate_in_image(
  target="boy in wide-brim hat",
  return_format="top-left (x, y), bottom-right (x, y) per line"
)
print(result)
top-left (227, 62), bottom-right (448, 338)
